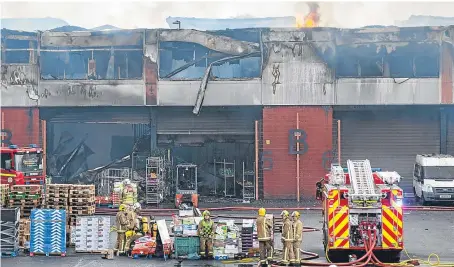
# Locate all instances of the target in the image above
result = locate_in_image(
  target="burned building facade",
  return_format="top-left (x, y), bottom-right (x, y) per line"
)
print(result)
top-left (2, 25), bottom-right (454, 199)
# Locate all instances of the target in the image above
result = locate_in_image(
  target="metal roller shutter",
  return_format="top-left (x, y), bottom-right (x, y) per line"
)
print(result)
top-left (41, 107), bottom-right (152, 124)
top-left (335, 108), bottom-right (440, 195)
top-left (157, 107), bottom-right (261, 135)
top-left (446, 110), bottom-right (454, 155)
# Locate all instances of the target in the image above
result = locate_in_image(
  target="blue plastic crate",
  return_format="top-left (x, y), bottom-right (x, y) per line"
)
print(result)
top-left (30, 209), bottom-right (66, 255)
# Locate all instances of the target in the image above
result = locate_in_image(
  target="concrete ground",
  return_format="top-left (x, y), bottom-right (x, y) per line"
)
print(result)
top-left (2, 209), bottom-right (454, 267)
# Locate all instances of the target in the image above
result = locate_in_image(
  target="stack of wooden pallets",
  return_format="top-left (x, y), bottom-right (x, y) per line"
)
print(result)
top-left (68, 185), bottom-right (96, 226)
top-left (45, 184), bottom-right (70, 211)
top-left (1, 184), bottom-right (10, 207)
top-left (8, 185), bottom-right (43, 218)
top-left (18, 218), bottom-right (31, 250)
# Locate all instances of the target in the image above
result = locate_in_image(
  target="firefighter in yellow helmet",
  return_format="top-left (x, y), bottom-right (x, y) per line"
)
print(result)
top-left (256, 208), bottom-right (273, 266)
top-left (291, 211), bottom-right (303, 265)
top-left (115, 204), bottom-right (129, 254)
top-left (281, 210), bottom-right (295, 265)
top-left (197, 210), bottom-right (216, 259)
top-left (124, 204), bottom-right (138, 253)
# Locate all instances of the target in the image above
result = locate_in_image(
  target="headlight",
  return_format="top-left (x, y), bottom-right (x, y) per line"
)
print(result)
top-left (426, 185), bottom-right (433, 192)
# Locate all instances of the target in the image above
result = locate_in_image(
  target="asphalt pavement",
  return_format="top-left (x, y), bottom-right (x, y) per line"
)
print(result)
top-left (2, 209), bottom-right (454, 267)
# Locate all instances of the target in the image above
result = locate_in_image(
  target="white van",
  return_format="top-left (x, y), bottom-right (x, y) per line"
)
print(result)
top-left (413, 154), bottom-right (454, 205)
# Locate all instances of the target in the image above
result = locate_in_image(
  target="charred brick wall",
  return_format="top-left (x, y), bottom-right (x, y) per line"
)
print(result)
top-left (1, 107), bottom-right (41, 147)
top-left (262, 106), bottom-right (333, 199)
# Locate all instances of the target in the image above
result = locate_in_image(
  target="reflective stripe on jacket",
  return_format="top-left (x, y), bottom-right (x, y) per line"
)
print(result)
top-left (256, 216), bottom-right (272, 241)
top-left (293, 220), bottom-right (303, 242)
top-left (282, 218), bottom-right (294, 242)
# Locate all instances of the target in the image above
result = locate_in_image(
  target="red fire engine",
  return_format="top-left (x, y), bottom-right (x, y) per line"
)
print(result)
top-left (316, 159), bottom-right (403, 263)
top-left (1, 144), bottom-right (45, 186)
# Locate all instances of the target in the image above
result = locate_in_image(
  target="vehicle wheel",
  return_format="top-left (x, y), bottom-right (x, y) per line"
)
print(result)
top-left (421, 193), bottom-right (430, 206)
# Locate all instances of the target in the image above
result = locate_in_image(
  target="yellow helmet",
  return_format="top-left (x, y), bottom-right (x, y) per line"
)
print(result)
top-left (292, 211), bottom-right (300, 218)
top-left (258, 208), bottom-right (266, 216)
top-left (281, 210), bottom-right (289, 218)
top-left (141, 217), bottom-right (149, 223)
top-left (202, 210), bottom-right (211, 217)
top-left (119, 204), bottom-right (126, 211)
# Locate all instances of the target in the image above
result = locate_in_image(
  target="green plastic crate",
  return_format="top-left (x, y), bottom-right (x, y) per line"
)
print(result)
top-left (174, 237), bottom-right (200, 257)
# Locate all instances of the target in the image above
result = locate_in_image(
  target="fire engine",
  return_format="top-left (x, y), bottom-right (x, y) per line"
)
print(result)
top-left (0, 144), bottom-right (45, 186)
top-left (316, 159), bottom-right (403, 263)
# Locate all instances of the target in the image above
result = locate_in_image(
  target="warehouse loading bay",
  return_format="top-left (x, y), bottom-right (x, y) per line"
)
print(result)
top-left (1, 210), bottom-right (454, 267)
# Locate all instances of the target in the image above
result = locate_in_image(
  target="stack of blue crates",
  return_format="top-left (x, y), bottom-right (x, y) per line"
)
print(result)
top-left (30, 209), bottom-right (66, 256)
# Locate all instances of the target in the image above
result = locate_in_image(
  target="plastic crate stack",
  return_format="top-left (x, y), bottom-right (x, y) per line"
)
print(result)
top-left (19, 218), bottom-right (31, 249)
top-left (1, 184), bottom-right (10, 207)
top-left (8, 185), bottom-right (43, 218)
top-left (212, 219), bottom-right (239, 260)
top-left (0, 208), bottom-right (20, 257)
top-left (240, 219), bottom-right (259, 257)
top-left (68, 185), bottom-right (96, 227)
top-left (111, 182), bottom-right (122, 208)
top-left (30, 209), bottom-right (66, 257)
top-left (73, 216), bottom-right (111, 252)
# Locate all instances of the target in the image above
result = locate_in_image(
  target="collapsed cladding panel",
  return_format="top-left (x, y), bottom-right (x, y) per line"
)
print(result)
top-left (158, 29), bottom-right (262, 80)
top-left (39, 30), bottom-right (144, 80)
top-left (1, 29), bottom-right (38, 64)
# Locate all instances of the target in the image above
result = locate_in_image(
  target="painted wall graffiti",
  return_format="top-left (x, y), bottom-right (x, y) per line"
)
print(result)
top-left (54, 83), bottom-right (102, 99)
top-left (1, 65), bottom-right (37, 87)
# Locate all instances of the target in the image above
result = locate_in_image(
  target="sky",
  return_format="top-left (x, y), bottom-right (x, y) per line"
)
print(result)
top-left (2, 1), bottom-right (454, 29)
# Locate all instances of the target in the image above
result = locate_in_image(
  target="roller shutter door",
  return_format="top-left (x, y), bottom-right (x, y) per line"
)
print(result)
top-left (335, 109), bottom-right (440, 195)
top-left (157, 107), bottom-right (261, 135)
top-left (446, 110), bottom-right (454, 155)
top-left (41, 107), bottom-right (152, 124)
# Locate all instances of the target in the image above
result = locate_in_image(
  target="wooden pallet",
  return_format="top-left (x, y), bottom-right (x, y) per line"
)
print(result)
top-left (68, 209), bottom-right (95, 215)
top-left (9, 192), bottom-right (41, 200)
top-left (46, 205), bottom-right (68, 210)
top-left (30, 252), bottom-right (66, 257)
top-left (45, 197), bottom-right (68, 202)
top-left (10, 185), bottom-right (42, 194)
top-left (46, 192), bottom-right (70, 198)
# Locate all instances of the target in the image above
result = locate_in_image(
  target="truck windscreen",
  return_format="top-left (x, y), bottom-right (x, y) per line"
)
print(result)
top-left (15, 153), bottom-right (43, 173)
top-left (422, 166), bottom-right (454, 180)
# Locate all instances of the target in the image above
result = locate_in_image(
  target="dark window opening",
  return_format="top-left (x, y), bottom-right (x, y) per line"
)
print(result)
top-left (159, 41), bottom-right (261, 80)
top-left (40, 47), bottom-right (143, 80)
top-left (1, 153), bottom-right (12, 169)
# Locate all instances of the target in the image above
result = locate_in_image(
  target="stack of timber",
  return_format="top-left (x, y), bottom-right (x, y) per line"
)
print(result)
top-left (8, 185), bottom-right (43, 218)
top-left (68, 185), bottom-right (96, 226)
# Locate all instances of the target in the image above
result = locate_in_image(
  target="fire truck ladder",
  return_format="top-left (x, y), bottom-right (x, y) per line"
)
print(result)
top-left (347, 159), bottom-right (379, 199)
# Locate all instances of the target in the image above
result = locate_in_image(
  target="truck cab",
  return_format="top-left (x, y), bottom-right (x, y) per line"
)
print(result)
top-left (0, 144), bottom-right (44, 186)
top-left (413, 154), bottom-right (454, 205)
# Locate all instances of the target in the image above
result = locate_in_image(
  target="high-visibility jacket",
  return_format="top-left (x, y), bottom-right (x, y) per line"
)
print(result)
top-left (256, 216), bottom-right (273, 241)
top-left (197, 219), bottom-right (215, 238)
top-left (282, 218), bottom-right (294, 242)
top-left (293, 219), bottom-right (303, 242)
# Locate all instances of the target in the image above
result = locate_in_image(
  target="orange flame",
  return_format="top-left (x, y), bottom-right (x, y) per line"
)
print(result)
top-left (296, 2), bottom-right (320, 28)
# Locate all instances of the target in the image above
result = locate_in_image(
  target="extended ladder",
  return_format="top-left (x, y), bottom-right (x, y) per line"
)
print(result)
top-left (347, 159), bottom-right (378, 199)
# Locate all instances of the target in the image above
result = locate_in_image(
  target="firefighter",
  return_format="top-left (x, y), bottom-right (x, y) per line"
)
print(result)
top-left (197, 210), bottom-right (216, 259)
top-left (124, 204), bottom-right (138, 252)
top-left (291, 211), bottom-right (303, 266)
top-left (281, 210), bottom-right (295, 265)
top-left (257, 208), bottom-right (273, 266)
top-left (115, 204), bottom-right (129, 254)
top-left (121, 179), bottom-right (135, 205)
